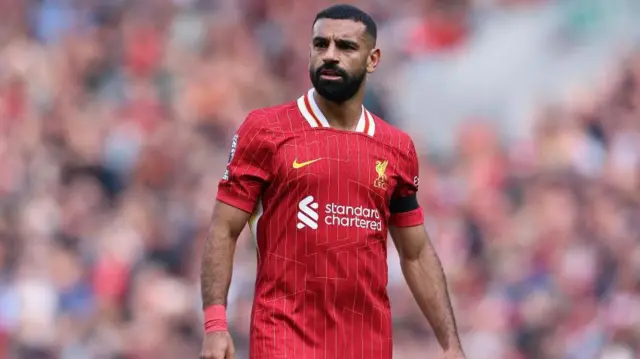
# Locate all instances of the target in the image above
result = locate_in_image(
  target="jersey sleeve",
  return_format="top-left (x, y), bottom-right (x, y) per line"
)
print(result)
top-left (216, 112), bottom-right (274, 213)
top-left (389, 139), bottom-right (424, 227)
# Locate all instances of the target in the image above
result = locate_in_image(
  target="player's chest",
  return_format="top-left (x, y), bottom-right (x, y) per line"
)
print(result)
top-left (272, 132), bottom-right (398, 198)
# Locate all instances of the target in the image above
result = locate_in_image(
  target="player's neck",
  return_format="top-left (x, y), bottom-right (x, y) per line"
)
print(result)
top-left (313, 90), bottom-right (364, 131)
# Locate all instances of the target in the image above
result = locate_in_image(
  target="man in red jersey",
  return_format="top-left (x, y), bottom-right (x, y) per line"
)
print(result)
top-left (200, 4), bottom-right (465, 359)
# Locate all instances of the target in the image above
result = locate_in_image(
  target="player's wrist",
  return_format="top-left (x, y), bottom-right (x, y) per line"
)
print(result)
top-left (204, 304), bottom-right (228, 334)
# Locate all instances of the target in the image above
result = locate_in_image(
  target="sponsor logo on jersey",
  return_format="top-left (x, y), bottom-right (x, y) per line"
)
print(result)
top-left (297, 195), bottom-right (319, 229)
top-left (222, 134), bottom-right (239, 181)
top-left (297, 195), bottom-right (382, 231)
top-left (374, 159), bottom-right (388, 190)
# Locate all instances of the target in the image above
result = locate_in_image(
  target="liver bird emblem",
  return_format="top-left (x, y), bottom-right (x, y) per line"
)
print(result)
top-left (374, 160), bottom-right (388, 189)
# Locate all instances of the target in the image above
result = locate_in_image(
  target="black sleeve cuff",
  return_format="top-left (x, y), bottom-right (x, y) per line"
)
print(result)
top-left (389, 193), bottom-right (419, 214)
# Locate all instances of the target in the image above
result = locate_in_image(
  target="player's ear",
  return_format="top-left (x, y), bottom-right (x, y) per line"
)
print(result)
top-left (367, 48), bottom-right (381, 74)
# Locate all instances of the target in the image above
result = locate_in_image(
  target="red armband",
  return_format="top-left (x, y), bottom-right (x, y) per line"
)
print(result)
top-left (204, 305), bottom-right (228, 333)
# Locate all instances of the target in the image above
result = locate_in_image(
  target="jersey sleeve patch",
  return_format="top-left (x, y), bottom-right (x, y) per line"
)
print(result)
top-left (222, 134), bottom-right (239, 181)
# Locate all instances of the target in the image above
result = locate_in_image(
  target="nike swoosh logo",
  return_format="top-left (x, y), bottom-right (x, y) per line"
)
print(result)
top-left (292, 158), bottom-right (322, 169)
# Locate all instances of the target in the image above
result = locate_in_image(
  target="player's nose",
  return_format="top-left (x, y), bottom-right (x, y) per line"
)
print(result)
top-left (322, 43), bottom-right (340, 64)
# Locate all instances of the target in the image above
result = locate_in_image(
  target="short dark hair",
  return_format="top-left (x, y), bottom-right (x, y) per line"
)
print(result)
top-left (313, 4), bottom-right (377, 44)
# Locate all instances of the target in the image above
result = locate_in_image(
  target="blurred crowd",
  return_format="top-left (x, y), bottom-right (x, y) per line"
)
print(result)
top-left (0, 0), bottom-right (638, 358)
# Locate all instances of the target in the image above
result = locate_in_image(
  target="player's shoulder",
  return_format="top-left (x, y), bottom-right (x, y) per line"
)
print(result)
top-left (239, 101), bottom-right (302, 132)
top-left (370, 113), bottom-right (416, 152)
top-left (247, 102), bottom-right (297, 121)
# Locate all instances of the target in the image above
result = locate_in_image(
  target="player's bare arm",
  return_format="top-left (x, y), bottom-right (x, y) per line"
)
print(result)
top-left (389, 224), bottom-right (465, 359)
top-left (200, 201), bottom-right (249, 359)
top-left (201, 201), bottom-right (249, 308)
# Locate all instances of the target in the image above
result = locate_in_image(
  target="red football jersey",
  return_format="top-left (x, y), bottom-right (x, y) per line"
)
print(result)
top-left (217, 89), bottom-right (424, 359)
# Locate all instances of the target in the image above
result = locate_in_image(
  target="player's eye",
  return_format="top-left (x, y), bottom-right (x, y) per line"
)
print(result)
top-left (337, 41), bottom-right (358, 51)
top-left (313, 39), bottom-right (329, 49)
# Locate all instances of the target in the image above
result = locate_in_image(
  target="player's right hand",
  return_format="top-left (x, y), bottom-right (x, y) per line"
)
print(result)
top-left (200, 331), bottom-right (235, 359)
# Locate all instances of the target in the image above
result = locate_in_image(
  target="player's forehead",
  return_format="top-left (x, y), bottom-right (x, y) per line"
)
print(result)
top-left (312, 18), bottom-right (367, 43)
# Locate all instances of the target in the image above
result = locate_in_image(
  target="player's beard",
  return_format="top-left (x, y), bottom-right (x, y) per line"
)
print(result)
top-left (310, 64), bottom-right (366, 103)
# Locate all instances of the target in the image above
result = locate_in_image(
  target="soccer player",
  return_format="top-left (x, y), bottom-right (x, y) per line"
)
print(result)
top-left (200, 4), bottom-right (465, 359)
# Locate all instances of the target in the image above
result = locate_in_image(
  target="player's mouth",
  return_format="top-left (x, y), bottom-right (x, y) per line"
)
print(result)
top-left (319, 69), bottom-right (344, 81)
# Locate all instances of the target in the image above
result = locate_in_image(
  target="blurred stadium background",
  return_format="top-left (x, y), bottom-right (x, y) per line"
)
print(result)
top-left (0, 0), bottom-right (639, 358)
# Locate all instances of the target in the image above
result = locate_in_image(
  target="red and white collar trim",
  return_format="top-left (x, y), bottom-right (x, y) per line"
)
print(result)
top-left (296, 88), bottom-right (376, 136)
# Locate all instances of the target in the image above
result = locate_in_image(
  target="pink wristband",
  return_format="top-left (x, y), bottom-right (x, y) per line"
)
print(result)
top-left (204, 305), bottom-right (228, 333)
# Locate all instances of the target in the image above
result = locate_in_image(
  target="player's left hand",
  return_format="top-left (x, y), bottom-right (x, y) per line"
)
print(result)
top-left (443, 347), bottom-right (466, 359)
